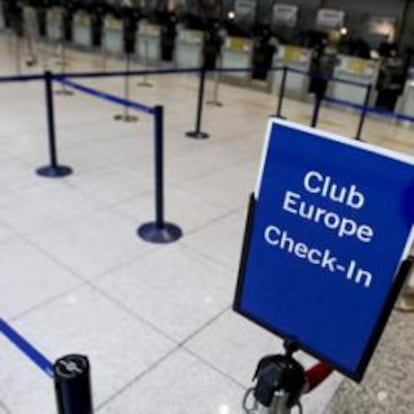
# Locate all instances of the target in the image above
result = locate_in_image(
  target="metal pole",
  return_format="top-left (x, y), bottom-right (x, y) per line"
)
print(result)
top-left (124, 54), bottom-right (130, 119)
top-left (45, 71), bottom-right (57, 168)
top-left (186, 67), bottom-right (209, 139)
top-left (154, 105), bottom-right (164, 228)
top-left (276, 66), bottom-right (287, 118)
top-left (137, 105), bottom-right (182, 244)
top-left (355, 84), bottom-right (372, 141)
top-left (36, 71), bottom-right (72, 178)
top-left (138, 37), bottom-right (153, 87)
top-left (114, 54), bottom-right (138, 122)
top-left (55, 13), bottom-right (73, 96)
top-left (54, 355), bottom-right (93, 414)
top-left (15, 34), bottom-right (21, 74)
top-left (207, 56), bottom-right (223, 107)
top-left (311, 95), bottom-right (323, 128)
top-left (101, 28), bottom-right (107, 72)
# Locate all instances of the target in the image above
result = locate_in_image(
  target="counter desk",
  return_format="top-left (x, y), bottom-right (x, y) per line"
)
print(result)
top-left (104, 15), bottom-right (123, 55)
top-left (175, 28), bottom-right (203, 69)
top-left (136, 22), bottom-right (161, 65)
top-left (73, 10), bottom-right (91, 48)
top-left (221, 36), bottom-right (252, 85)
top-left (272, 45), bottom-right (311, 101)
top-left (330, 55), bottom-right (378, 106)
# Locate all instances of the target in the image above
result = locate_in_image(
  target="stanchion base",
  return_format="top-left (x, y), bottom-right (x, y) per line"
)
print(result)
top-left (137, 222), bottom-right (182, 244)
top-left (55, 89), bottom-right (74, 96)
top-left (207, 100), bottom-right (223, 107)
top-left (36, 165), bottom-right (73, 178)
top-left (114, 114), bottom-right (139, 122)
top-left (186, 131), bottom-right (210, 140)
top-left (138, 80), bottom-right (153, 88)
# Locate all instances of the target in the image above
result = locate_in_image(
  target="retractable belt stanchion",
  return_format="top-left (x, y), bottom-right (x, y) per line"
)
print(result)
top-left (273, 65), bottom-right (287, 118)
top-left (1, 318), bottom-right (94, 414)
top-left (50, 77), bottom-right (181, 242)
top-left (54, 355), bottom-right (94, 414)
top-left (355, 84), bottom-right (372, 141)
top-left (55, 10), bottom-right (73, 96)
top-left (15, 33), bottom-right (22, 75)
top-left (186, 66), bottom-right (209, 139)
top-left (101, 30), bottom-right (107, 72)
top-left (7, 24), bottom-right (14, 51)
top-left (138, 105), bottom-right (182, 243)
top-left (36, 71), bottom-right (73, 178)
top-left (114, 53), bottom-right (138, 122)
top-left (243, 341), bottom-right (334, 414)
top-left (138, 38), bottom-right (153, 87)
top-left (311, 94), bottom-right (323, 128)
top-left (207, 58), bottom-right (223, 107)
top-left (243, 342), bottom-right (306, 414)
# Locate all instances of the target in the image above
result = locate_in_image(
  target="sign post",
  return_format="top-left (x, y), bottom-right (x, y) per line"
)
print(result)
top-left (234, 119), bottom-right (414, 381)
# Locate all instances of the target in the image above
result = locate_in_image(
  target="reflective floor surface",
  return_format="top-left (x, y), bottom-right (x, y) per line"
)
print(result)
top-left (0, 33), bottom-right (413, 414)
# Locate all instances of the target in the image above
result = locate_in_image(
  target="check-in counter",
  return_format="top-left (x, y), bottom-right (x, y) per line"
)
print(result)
top-left (330, 55), bottom-right (379, 105)
top-left (175, 28), bottom-right (203, 68)
top-left (104, 14), bottom-right (123, 54)
top-left (136, 21), bottom-right (161, 65)
top-left (272, 45), bottom-right (311, 100)
top-left (396, 70), bottom-right (414, 127)
top-left (73, 10), bottom-right (91, 48)
top-left (221, 36), bottom-right (253, 85)
top-left (47, 7), bottom-right (64, 41)
top-left (0, 5), bottom-right (6, 31)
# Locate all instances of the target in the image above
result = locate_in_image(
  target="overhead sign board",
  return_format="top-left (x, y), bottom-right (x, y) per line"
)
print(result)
top-left (234, 120), bottom-right (414, 381)
top-left (316, 8), bottom-right (345, 29)
top-left (234, 0), bottom-right (257, 21)
top-left (273, 4), bottom-right (299, 28)
top-left (368, 16), bottom-right (396, 38)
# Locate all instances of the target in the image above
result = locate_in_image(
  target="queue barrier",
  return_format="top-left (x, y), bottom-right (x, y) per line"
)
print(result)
top-left (0, 74), bottom-right (45, 83)
top-left (0, 318), bottom-right (93, 414)
top-left (58, 77), bottom-right (154, 115)
top-left (285, 65), bottom-right (370, 88)
top-left (324, 95), bottom-right (414, 123)
top-left (276, 65), bottom-right (414, 140)
top-left (1, 58), bottom-right (414, 414)
top-left (0, 65), bottom-right (412, 240)
top-left (52, 75), bottom-right (182, 245)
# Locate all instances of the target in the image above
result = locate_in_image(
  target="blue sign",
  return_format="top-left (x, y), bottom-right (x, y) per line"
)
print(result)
top-left (234, 120), bottom-right (414, 380)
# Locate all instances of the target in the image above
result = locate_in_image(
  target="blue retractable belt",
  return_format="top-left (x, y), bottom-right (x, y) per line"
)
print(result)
top-left (0, 318), bottom-right (54, 378)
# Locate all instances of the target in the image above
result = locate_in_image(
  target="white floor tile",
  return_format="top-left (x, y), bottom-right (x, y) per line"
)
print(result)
top-left (186, 310), bottom-right (343, 413)
top-left (66, 165), bottom-right (151, 205)
top-left (0, 181), bottom-right (100, 234)
top-left (0, 239), bottom-right (80, 318)
top-left (160, 138), bottom-right (260, 185)
top-left (183, 209), bottom-right (248, 271)
top-left (186, 309), bottom-right (286, 387)
top-left (1, 35), bottom-right (413, 414)
top-left (118, 187), bottom-right (228, 235)
top-left (99, 349), bottom-right (243, 414)
top-left (0, 158), bottom-right (40, 195)
top-left (93, 132), bottom-right (155, 165)
top-left (26, 209), bottom-right (154, 280)
top-left (2, 286), bottom-right (175, 411)
top-left (98, 245), bottom-right (233, 341)
top-left (0, 132), bottom-right (43, 160)
top-left (39, 141), bottom-right (123, 175)
top-left (0, 221), bottom-right (15, 244)
top-left (178, 160), bottom-right (257, 210)
top-left (0, 336), bottom-right (55, 414)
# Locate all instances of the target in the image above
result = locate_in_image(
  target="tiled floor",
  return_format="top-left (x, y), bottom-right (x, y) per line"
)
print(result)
top-left (0, 33), bottom-right (413, 414)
